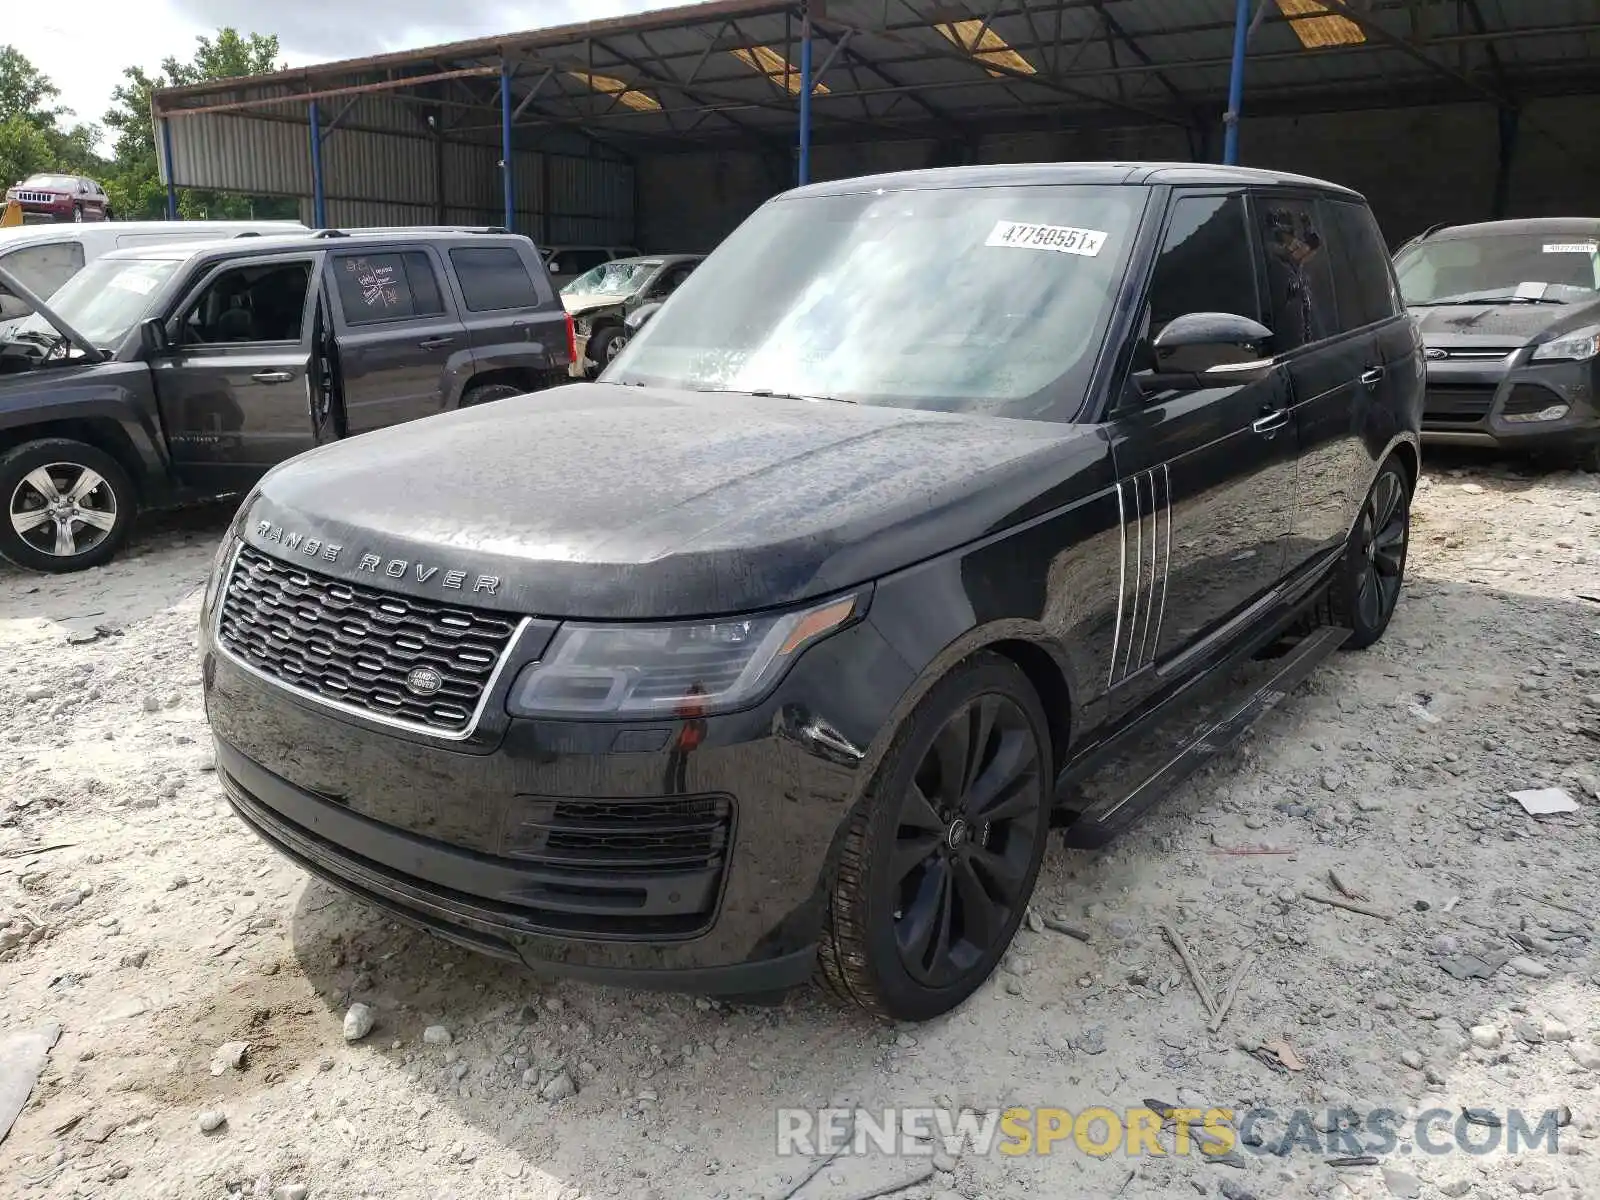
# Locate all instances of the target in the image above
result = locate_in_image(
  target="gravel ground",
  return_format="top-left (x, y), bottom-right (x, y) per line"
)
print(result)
top-left (3, 455), bottom-right (1599, 1200)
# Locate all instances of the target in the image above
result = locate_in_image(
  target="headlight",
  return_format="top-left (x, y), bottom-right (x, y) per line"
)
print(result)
top-left (1530, 327), bottom-right (1600, 362)
top-left (506, 592), bottom-right (866, 718)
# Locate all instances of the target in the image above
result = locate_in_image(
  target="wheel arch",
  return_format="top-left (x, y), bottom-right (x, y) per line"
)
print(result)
top-left (861, 618), bottom-right (1079, 789)
top-left (458, 367), bottom-right (542, 402)
top-left (0, 419), bottom-right (150, 501)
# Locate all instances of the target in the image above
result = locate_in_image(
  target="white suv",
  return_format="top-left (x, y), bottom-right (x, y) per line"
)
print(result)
top-left (540, 244), bottom-right (642, 289)
top-left (0, 220), bottom-right (307, 320)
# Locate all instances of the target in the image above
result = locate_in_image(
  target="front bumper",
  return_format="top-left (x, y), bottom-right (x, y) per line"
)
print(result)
top-left (1421, 352), bottom-right (1599, 451)
top-left (202, 604), bottom-right (914, 994)
top-left (7, 196), bottom-right (73, 220)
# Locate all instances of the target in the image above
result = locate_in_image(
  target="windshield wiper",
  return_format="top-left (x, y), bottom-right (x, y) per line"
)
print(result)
top-left (1418, 296), bottom-right (1566, 307)
top-left (696, 385), bottom-right (856, 405)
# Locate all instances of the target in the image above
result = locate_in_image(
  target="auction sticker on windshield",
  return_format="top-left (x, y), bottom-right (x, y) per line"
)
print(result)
top-left (986, 221), bottom-right (1107, 257)
top-left (108, 266), bottom-right (167, 295)
top-left (1542, 243), bottom-right (1598, 254)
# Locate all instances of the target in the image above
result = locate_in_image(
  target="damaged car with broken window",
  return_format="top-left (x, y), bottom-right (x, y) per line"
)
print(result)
top-left (200, 163), bottom-right (1423, 1021)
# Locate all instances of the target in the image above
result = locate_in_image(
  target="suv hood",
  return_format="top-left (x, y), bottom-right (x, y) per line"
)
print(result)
top-left (240, 384), bottom-right (1098, 619)
top-left (562, 294), bottom-right (631, 318)
top-left (1411, 298), bottom-right (1600, 348)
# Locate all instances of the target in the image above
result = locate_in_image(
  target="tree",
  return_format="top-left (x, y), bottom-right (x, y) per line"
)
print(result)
top-left (0, 45), bottom-right (105, 189)
top-left (103, 30), bottom-right (293, 221)
top-left (0, 44), bottom-right (64, 130)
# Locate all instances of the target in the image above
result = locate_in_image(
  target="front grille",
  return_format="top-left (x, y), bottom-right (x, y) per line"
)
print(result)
top-left (219, 544), bottom-right (519, 734)
top-left (1434, 347), bottom-right (1517, 361)
top-left (502, 795), bottom-right (735, 871)
top-left (14, 192), bottom-right (58, 204)
top-left (1424, 384), bottom-right (1496, 424)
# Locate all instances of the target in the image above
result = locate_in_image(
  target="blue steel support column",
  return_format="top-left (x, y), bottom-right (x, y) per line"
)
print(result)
top-left (308, 100), bottom-right (327, 228)
top-left (797, 6), bottom-right (813, 185)
top-left (501, 61), bottom-right (515, 231)
top-left (161, 119), bottom-right (178, 219)
top-left (1222, 0), bottom-right (1250, 164)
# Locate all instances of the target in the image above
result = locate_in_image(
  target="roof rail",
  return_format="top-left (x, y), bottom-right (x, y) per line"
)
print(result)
top-left (311, 225), bottom-right (510, 236)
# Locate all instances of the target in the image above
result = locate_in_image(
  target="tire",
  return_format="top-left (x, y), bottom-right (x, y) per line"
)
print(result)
top-left (816, 653), bottom-right (1053, 1021)
top-left (587, 326), bottom-right (625, 376)
top-left (460, 382), bottom-right (526, 407)
top-left (0, 439), bottom-right (136, 573)
top-left (1316, 456), bottom-right (1410, 650)
top-left (72, 204), bottom-right (83, 223)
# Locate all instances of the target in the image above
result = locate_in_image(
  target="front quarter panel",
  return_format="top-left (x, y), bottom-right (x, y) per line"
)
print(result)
top-left (0, 361), bottom-right (173, 500)
top-left (863, 426), bottom-right (1122, 770)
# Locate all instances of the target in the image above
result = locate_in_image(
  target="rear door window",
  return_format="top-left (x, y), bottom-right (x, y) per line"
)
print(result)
top-left (1323, 201), bottom-right (1400, 328)
top-left (450, 246), bottom-right (539, 311)
top-left (1254, 195), bottom-right (1338, 351)
top-left (0, 241), bottom-right (87, 301)
top-left (332, 250), bottom-right (445, 325)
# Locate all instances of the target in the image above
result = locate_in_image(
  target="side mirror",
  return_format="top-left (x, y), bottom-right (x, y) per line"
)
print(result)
top-left (625, 300), bottom-right (662, 334)
top-left (1147, 311), bottom-right (1275, 387)
top-left (140, 317), bottom-right (169, 358)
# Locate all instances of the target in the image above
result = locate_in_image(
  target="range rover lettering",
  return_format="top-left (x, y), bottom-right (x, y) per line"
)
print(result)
top-left (201, 164), bottom-right (1424, 1022)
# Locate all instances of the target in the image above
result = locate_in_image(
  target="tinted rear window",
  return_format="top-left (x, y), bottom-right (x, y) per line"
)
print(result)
top-left (449, 247), bottom-right (540, 311)
top-left (333, 251), bottom-right (446, 324)
top-left (1324, 201), bottom-right (1399, 329)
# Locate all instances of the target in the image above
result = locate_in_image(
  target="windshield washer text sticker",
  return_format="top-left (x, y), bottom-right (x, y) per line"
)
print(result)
top-left (1542, 242), bottom-right (1598, 254)
top-left (986, 221), bottom-right (1107, 258)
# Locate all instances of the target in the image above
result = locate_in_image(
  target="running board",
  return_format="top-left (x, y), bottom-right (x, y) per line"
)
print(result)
top-left (1062, 625), bottom-right (1350, 849)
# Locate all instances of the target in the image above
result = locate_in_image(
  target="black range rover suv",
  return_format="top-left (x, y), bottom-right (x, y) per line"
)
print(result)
top-left (201, 164), bottom-right (1424, 1021)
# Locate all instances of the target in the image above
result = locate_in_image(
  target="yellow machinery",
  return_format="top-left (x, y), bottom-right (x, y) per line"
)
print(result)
top-left (0, 199), bottom-right (22, 228)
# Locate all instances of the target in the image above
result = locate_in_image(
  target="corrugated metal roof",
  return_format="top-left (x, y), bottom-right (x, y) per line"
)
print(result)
top-left (154, 0), bottom-right (1597, 232)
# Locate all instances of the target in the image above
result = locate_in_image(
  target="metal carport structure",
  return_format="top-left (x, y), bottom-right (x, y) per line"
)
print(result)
top-left (151, 0), bottom-right (1600, 248)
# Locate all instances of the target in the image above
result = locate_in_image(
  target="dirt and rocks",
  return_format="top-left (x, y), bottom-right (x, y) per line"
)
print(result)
top-left (2, 456), bottom-right (1599, 1200)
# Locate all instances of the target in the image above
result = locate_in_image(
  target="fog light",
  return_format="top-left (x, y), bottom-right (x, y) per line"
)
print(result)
top-left (1502, 404), bottom-right (1569, 424)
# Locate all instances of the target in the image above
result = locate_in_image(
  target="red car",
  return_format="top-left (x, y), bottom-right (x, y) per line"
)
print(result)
top-left (4, 174), bottom-right (112, 223)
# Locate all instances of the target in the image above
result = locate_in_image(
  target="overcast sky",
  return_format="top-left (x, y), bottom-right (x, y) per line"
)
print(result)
top-left (16, 0), bottom-right (673, 147)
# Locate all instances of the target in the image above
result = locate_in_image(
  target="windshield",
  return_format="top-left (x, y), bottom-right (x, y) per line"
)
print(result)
top-left (608, 184), bottom-right (1146, 418)
top-left (21, 175), bottom-right (77, 190)
top-left (563, 261), bottom-right (656, 296)
top-left (8, 257), bottom-right (179, 349)
top-left (1395, 232), bottom-right (1600, 306)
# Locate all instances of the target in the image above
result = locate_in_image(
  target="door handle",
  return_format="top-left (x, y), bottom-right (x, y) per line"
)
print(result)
top-left (1360, 366), bottom-right (1385, 389)
top-left (1251, 408), bottom-right (1290, 436)
top-left (251, 369), bottom-right (294, 384)
top-left (419, 336), bottom-right (455, 349)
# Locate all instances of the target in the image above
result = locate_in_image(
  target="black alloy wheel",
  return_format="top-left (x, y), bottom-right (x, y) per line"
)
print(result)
top-left (1325, 456), bottom-right (1410, 649)
top-left (1354, 467), bottom-right (1406, 632)
top-left (817, 654), bottom-right (1052, 1021)
top-left (892, 693), bottom-right (1043, 987)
